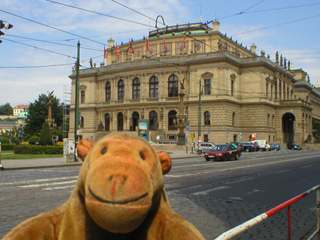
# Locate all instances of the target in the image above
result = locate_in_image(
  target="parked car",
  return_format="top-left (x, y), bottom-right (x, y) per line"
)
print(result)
top-left (270, 143), bottom-right (281, 151)
top-left (239, 142), bottom-right (256, 152)
top-left (287, 142), bottom-right (302, 150)
top-left (195, 142), bottom-right (215, 154)
top-left (204, 144), bottom-right (241, 161)
top-left (251, 140), bottom-right (269, 151)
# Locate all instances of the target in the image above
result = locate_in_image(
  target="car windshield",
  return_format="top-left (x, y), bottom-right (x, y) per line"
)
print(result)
top-left (213, 145), bottom-right (228, 151)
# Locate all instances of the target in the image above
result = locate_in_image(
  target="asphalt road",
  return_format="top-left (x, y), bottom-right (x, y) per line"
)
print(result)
top-left (0, 150), bottom-right (319, 239)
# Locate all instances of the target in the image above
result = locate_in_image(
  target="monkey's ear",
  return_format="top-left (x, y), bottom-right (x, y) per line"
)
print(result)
top-left (77, 139), bottom-right (96, 161)
top-left (157, 151), bottom-right (172, 175)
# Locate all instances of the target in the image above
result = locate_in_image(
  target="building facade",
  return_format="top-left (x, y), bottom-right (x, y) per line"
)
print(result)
top-left (68, 21), bottom-right (320, 144)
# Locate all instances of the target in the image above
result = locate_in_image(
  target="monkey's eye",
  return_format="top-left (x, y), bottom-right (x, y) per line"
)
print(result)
top-left (101, 147), bottom-right (108, 154)
top-left (139, 151), bottom-right (146, 160)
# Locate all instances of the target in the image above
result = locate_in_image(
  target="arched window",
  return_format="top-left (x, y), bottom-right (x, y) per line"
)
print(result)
top-left (118, 79), bottom-right (125, 100)
top-left (105, 81), bottom-right (111, 102)
top-left (105, 113), bottom-right (110, 131)
top-left (117, 112), bottom-right (124, 131)
top-left (149, 111), bottom-right (158, 130)
top-left (149, 76), bottom-right (158, 98)
top-left (168, 110), bottom-right (177, 130)
top-left (132, 78), bottom-right (140, 100)
top-left (204, 111), bottom-right (210, 125)
top-left (132, 111), bottom-right (139, 131)
top-left (168, 75), bottom-right (179, 97)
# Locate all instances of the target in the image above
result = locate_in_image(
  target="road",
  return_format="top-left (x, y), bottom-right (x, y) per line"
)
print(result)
top-left (0, 150), bottom-right (319, 239)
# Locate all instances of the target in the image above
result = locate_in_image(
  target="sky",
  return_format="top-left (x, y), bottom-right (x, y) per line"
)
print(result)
top-left (1, 0), bottom-right (320, 108)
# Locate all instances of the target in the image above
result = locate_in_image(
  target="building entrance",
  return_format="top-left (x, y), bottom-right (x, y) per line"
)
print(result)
top-left (282, 113), bottom-right (295, 143)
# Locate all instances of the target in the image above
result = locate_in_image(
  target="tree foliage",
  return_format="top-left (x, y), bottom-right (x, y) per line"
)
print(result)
top-left (24, 94), bottom-right (63, 136)
top-left (0, 103), bottom-right (13, 115)
top-left (40, 123), bottom-right (52, 146)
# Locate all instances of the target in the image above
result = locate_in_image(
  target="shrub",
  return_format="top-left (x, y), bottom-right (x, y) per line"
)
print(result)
top-left (0, 137), bottom-right (10, 144)
top-left (1, 144), bottom-right (15, 150)
top-left (29, 135), bottom-right (40, 145)
top-left (14, 145), bottom-right (63, 154)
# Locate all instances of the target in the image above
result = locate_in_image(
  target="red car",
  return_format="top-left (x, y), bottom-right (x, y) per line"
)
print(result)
top-left (204, 144), bottom-right (241, 161)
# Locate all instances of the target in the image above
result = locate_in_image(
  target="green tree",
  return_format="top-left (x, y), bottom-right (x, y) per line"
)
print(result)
top-left (40, 123), bottom-right (52, 145)
top-left (24, 93), bottom-right (63, 136)
top-left (0, 103), bottom-right (13, 115)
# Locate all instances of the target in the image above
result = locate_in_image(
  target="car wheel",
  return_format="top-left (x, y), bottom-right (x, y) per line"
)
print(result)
top-left (197, 150), bottom-right (202, 155)
top-left (205, 158), bottom-right (210, 161)
top-left (235, 154), bottom-right (240, 160)
top-left (245, 148), bottom-right (249, 152)
top-left (292, 147), bottom-right (294, 150)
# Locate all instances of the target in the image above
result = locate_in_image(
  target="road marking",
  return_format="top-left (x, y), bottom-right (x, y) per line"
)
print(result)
top-left (301, 164), bottom-right (313, 168)
top-left (0, 176), bottom-right (78, 186)
top-left (192, 186), bottom-right (231, 195)
top-left (275, 169), bottom-right (291, 174)
top-left (228, 196), bottom-right (243, 201)
top-left (19, 180), bottom-right (77, 188)
top-left (43, 185), bottom-right (75, 190)
top-left (166, 154), bottom-right (318, 178)
top-left (227, 177), bottom-right (254, 184)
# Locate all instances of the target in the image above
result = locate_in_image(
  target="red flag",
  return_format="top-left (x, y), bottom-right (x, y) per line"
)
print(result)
top-left (146, 38), bottom-right (150, 51)
top-left (129, 39), bottom-right (134, 54)
top-left (183, 34), bottom-right (187, 48)
top-left (116, 43), bottom-right (120, 56)
top-left (104, 45), bottom-right (107, 59)
top-left (163, 37), bottom-right (166, 51)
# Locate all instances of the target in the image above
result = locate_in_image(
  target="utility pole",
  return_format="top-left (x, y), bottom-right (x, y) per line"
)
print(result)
top-left (74, 41), bottom-right (80, 162)
top-left (198, 78), bottom-right (202, 142)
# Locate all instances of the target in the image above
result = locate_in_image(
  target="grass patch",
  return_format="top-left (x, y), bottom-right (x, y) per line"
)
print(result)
top-left (2, 153), bottom-right (63, 160)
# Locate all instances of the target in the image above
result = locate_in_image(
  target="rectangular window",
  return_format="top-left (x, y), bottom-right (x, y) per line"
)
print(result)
top-left (204, 79), bottom-right (211, 95)
top-left (81, 90), bottom-right (85, 103)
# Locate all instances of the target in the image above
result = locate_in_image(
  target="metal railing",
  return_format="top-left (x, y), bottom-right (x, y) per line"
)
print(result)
top-left (214, 184), bottom-right (320, 240)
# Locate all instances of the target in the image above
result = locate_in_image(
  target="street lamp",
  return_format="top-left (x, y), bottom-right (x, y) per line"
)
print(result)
top-left (0, 20), bottom-right (13, 43)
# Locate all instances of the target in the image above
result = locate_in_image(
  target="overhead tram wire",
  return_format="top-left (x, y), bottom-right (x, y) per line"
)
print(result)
top-left (0, 9), bottom-right (106, 45)
top-left (217, 2), bottom-right (320, 21)
top-left (0, 63), bottom-right (75, 69)
top-left (5, 34), bottom-right (102, 52)
top-left (231, 13), bottom-right (320, 37)
top-left (1, 37), bottom-right (77, 59)
top-left (44, 0), bottom-right (153, 28)
top-left (110, 0), bottom-right (166, 27)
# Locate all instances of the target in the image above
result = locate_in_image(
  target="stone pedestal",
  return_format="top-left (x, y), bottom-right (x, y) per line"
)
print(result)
top-left (177, 133), bottom-right (186, 146)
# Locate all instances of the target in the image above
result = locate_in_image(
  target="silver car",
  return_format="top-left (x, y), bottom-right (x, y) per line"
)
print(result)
top-left (195, 142), bottom-right (215, 154)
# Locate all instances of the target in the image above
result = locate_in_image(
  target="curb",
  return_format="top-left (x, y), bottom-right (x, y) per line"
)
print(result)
top-left (0, 154), bottom-right (198, 171)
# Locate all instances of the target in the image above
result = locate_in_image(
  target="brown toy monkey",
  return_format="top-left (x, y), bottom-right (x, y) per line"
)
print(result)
top-left (3, 133), bottom-right (205, 240)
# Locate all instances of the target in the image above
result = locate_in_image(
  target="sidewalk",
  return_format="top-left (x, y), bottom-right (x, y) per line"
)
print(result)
top-left (0, 150), bottom-right (197, 170)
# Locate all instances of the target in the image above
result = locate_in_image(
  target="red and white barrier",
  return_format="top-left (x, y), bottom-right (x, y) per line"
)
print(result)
top-left (214, 185), bottom-right (320, 240)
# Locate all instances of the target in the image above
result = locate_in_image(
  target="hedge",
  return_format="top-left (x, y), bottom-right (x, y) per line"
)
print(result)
top-left (1, 144), bottom-right (15, 151)
top-left (14, 145), bottom-right (63, 154)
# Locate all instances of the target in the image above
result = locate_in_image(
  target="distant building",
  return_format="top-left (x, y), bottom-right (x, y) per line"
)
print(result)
top-left (68, 21), bottom-right (320, 145)
top-left (13, 104), bottom-right (29, 116)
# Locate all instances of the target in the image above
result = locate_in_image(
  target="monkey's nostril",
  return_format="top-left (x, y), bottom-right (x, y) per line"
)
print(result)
top-left (109, 175), bottom-right (114, 181)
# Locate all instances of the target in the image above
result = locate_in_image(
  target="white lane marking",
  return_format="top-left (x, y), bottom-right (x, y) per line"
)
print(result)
top-left (301, 164), bottom-right (313, 168)
top-left (43, 185), bottom-right (75, 191)
top-left (228, 197), bottom-right (243, 201)
top-left (192, 186), bottom-right (231, 195)
top-left (275, 169), bottom-right (291, 174)
top-left (19, 180), bottom-right (77, 188)
top-left (172, 152), bottom-right (319, 169)
top-left (166, 155), bottom-right (318, 178)
top-left (0, 176), bottom-right (78, 186)
top-left (226, 177), bottom-right (254, 184)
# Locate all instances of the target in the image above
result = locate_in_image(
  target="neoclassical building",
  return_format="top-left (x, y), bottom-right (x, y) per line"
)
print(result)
top-left (68, 21), bottom-right (320, 144)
